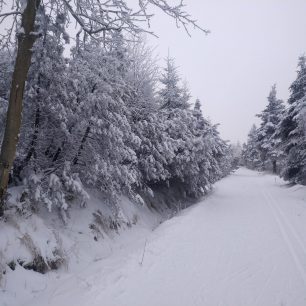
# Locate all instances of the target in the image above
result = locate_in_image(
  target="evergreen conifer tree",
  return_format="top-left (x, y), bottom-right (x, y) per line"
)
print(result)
top-left (279, 56), bottom-right (306, 183)
top-left (256, 85), bottom-right (285, 173)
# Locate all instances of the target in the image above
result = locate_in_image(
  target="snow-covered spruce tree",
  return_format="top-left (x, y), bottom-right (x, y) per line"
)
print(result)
top-left (131, 55), bottom-right (200, 199)
top-left (124, 41), bottom-right (175, 193)
top-left (66, 39), bottom-right (140, 205)
top-left (156, 57), bottom-right (197, 196)
top-left (158, 59), bottom-right (231, 199)
top-left (278, 56), bottom-right (306, 184)
top-left (159, 56), bottom-right (189, 110)
top-left (123, 38), bottom-right (177, 197)
top-left (256, 85), bottom-right (285, 173)
top-left (188, 99), bottom-right (227, 195)
top-left (242, 125), bottom-right (261, 170)
top-left (188, 100), bottom-right (233, 195)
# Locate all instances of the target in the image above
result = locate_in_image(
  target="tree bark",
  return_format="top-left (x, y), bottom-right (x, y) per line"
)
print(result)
top-left (73, 125), bottom-right (91, 165)
top-left (272, 160), bottom-right (277, 174)
top-left (0, 0), bottom-right (40, 215)
top-left (26, 106), bottom-right (40, 161)
top-left (21, 32), bottom-right (47, 168)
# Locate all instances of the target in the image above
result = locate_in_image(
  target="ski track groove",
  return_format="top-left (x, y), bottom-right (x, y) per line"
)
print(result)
top-left (265, 190), bottom-right (306, 256)
top-left (262, 189), bottom-right (306, 285)
top-left (253, 261), bottom-right (275, 305)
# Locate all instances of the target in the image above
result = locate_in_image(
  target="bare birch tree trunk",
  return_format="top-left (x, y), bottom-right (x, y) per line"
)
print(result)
top-left (0, 0), bottom-right (40, 215)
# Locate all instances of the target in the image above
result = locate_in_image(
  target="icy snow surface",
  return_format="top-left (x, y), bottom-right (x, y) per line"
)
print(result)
top-left (2, 168), bottom-right (306, 306)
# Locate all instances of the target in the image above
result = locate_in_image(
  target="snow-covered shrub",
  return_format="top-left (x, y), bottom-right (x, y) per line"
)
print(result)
top-left (17, 163), bottom-right (89, 223)
top-left (0, 214), bottom-right (66, 274)
top-left (90, 209), bottom-right (122, 240)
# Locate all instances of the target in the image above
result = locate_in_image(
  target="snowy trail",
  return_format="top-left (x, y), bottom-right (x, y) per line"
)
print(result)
top-left (15, 168), bottom-right (306, 306)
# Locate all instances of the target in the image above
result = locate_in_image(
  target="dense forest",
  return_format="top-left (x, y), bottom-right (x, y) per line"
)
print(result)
top-left (0, 1), bottom-right (235, 223)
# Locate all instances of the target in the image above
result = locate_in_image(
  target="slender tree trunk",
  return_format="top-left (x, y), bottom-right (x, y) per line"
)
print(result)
top-left (22, 32), bottom-right (47, 167)
top-left (0, 0), bottom-right (40, 215)
top-left (13, 106), bottom-right (40, 182)
top-left (272, 160), bottom-right (277, 174)
top-left (72, 85), bottom-right (96, 166)
top-left (23, 106), bottom-right (40, 163)
top-left (73, 125), bottom-right (91, 165)
top-left (52, 143), bottom-right (63, 163)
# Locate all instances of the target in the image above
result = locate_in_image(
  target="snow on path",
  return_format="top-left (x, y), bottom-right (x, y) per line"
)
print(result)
top-left (20, 168), bottom-right (306, 306)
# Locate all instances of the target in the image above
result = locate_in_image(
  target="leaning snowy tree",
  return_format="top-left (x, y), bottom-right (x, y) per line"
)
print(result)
top-left (0, 0), bottom-right (208, 215)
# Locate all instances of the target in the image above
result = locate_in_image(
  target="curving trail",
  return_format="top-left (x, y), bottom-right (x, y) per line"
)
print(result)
top-left (22, 168), bottom-right (306, 306)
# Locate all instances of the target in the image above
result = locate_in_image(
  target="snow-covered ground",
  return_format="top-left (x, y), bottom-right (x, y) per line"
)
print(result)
top-left (2, 168), bottom-right (306, 306)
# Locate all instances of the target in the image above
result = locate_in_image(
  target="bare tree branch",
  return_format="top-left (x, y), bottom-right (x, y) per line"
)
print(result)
top-left (0, 11), bottom-right (21, 18)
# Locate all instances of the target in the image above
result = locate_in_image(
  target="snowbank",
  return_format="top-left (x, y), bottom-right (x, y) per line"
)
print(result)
top-left (0, 187), bottom-right (166, 305)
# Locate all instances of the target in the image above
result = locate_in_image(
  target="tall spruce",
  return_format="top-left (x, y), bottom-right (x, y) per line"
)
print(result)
top-left (159, 56), bottom-right (190, 110)
top-left (279, 56), bottom-right (306, 183)
top-left (256, 85), bottom-right (285, 173)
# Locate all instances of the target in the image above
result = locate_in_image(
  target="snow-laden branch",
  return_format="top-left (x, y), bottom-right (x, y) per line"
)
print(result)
top-left (0, 0), bottom-right (208, 50)
top-left (0, 11), bottom-right (21, 18)
top-left (146, 0), bottom-right (209, 35)
top-left (60, 0), bottom-right (208, 39)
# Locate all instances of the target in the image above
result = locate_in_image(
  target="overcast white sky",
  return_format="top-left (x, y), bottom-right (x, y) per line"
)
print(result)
top-left (147, 0), bottom-right (306, 143)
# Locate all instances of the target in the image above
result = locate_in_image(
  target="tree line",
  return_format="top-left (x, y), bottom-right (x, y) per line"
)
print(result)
top-left (0, 0), bottom-right (238, 220)
top-left (0, 4), bottom-right (235, 220)
top-left (242, 56), bottom-right (306, 185)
